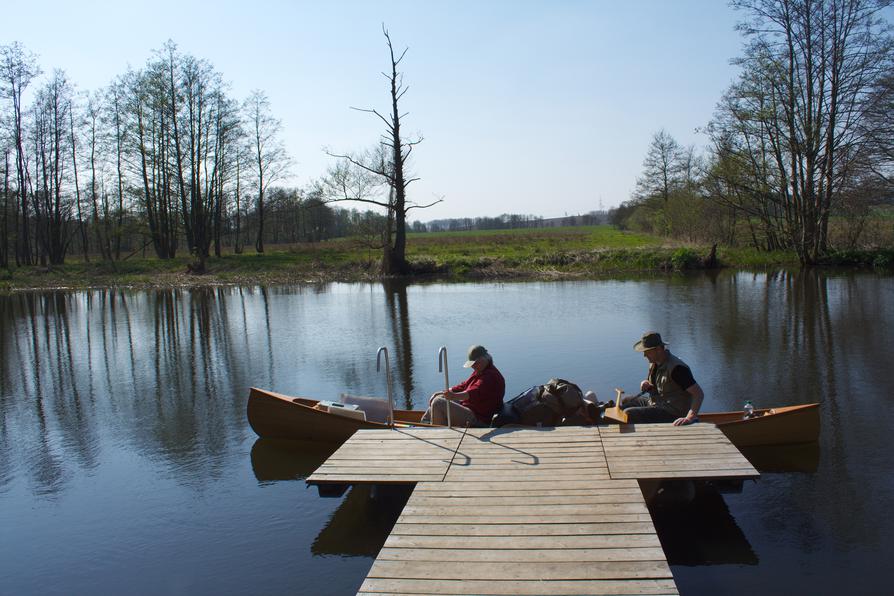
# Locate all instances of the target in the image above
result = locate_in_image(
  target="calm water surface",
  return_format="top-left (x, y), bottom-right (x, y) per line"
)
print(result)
top-left (1, 271), bottom-right (892, 595)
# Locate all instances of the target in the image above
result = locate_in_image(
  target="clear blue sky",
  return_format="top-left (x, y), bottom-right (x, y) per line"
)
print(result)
top-left (5, 0), bottom-right (745, 220)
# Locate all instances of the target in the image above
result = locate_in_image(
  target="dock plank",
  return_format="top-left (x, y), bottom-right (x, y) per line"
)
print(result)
top-left (358, 578), bottom-right (679, 595)
top-left (367, 559), bottom-right (672, 581)
top-left (389, 522), bottom-right (660, 536)
top-left (302, 424), bottom-right (759, 595)
top-left (376, 546), bottom-right (669, 563)
top-left (384, 534), bottom-right (663, 549)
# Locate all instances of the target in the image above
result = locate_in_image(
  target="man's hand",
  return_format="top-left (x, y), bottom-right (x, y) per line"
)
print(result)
top-left (673, 415), bottom-right (697, 426)
top-left (640, 380), bottom-right (655, 393)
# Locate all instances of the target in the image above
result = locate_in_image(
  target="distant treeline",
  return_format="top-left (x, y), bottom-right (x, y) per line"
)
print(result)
top-left (413, 211), bottom-right (608, 233)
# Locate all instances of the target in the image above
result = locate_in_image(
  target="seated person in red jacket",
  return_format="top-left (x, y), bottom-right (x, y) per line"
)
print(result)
top-left (422, 345), bottom-right (505, 427)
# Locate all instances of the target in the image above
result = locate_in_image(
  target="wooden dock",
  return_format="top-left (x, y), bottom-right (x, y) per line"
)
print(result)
top-left (307, 424), bottom-right (758, 595)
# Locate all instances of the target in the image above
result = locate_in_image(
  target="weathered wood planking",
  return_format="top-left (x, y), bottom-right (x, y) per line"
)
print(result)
top-left (358, 428), bottom-right (672, 596)
top-left (307, 427), bottom-right (465, 484)
top-left (599, 423), bottom-right (759, 480)
top-left (305, 424), bottom-right (760, 595)
top-left (358, 578), bottom-right (680, 595)
top-left (446, 426), bottom-right (610, 483)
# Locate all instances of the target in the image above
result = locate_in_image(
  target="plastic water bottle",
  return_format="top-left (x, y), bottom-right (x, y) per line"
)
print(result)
top-left (743, 400), bottom-right (754, 419)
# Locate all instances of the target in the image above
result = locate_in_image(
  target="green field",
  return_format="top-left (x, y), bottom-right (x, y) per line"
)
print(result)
top-left (3, 224), bottom-right (890, 292)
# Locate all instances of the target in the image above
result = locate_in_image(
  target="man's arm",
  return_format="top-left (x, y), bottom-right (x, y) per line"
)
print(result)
top-left (673, 383), bottom-right (704, 426)
top-left (445, 376), bottom-right (472, 398)
top-left (443, 376), bottom-right (481, 401)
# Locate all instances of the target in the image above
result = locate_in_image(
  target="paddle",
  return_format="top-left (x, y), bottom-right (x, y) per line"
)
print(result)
top-left (602, 387), bottom-right (645, 424)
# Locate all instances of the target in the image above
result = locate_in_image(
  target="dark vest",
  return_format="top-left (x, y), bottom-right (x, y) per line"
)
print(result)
top-left (647, 351), bottom-right (693, 418)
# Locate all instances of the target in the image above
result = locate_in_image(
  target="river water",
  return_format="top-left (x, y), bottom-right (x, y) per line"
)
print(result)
top-left (1, 270), bottom-right (892, 595)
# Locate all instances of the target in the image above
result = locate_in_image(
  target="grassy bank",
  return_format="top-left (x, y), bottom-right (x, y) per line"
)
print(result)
top-left (1, 225), bottom-right (890, 292)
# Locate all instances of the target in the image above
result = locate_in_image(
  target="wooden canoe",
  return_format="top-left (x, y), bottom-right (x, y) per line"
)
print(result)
top-left (246, 387), bottom-right (429, 443)
top-left (699, 403), bottom-right (820, 447)
top-left (248, 387), bottom-right (820, 448)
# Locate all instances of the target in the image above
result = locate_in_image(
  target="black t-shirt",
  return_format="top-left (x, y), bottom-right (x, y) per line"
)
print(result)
top-left (671, 365), bottom-right (696, 390)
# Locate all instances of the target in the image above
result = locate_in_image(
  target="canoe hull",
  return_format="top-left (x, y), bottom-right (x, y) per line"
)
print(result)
top-left (247, 387), bottom-right (423, 443)
top-left (700, 403), bottom-right (820, 448)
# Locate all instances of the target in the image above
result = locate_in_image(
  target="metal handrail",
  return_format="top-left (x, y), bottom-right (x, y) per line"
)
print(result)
top-left (437, 346), bottom-right (452, 428)
top-left (376, 346), bottom-right (395, 428)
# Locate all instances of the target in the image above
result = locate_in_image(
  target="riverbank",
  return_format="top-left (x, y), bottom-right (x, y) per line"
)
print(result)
top-left (2, 225), bottom-right (890, 291)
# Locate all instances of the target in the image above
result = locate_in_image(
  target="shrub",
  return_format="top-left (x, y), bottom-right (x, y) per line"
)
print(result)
top-left (873, 250), bottom-right (894, 270)
top-left (670, 248), bottom-right (699, 271)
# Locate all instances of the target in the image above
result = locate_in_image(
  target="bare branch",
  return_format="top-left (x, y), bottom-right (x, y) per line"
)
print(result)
top-left (350, 106), bottom-right (393, 131)
top-left (405, 197), bottom-right (443, 211)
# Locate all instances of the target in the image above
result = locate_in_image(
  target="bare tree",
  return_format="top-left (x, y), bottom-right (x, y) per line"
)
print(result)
top-left (722, 0), bottom-right (894, 264)
top-left (125, 61), bottom-right (179, 259)
top-left (232, 140), bottom-right (247, 254)
top-left (0, 42), bottom-right (40, 265)
top-left (69, 91), bottom-right (89, 261)
top-left (324, 25), bottom-right (439, 274)
top-left (244, 90), bottom-right (289, 254)
top-left (85, 90), bottom-right (112, 260)
top-left (31, 69), bottom-right (77, 265)
top-left (861, 71), bottom-right (894, 191)
top-left (1, 145), bottom-right (10, 268)
top-left (107, 80), bottom-right (128, 259)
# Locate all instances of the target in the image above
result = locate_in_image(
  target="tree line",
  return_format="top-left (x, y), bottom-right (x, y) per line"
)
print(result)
top-left (613, 0), bottom-right (894, 265)
top-left (414, 212), bottom-right (607, 233)
top-left (0, 40), bottom-right (404, 271)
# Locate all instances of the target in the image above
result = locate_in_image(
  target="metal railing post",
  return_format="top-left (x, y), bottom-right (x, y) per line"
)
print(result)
top-left (376, 346), bottom-right (394, 428)
top-left (438, 346), bottom-right (452, 428)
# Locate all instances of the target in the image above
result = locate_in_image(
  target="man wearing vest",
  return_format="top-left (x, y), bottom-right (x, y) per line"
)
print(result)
top-left (622, 331), bottom-right (704, 426)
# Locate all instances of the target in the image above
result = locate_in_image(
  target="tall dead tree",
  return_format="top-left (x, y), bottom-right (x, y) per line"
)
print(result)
top-left (325, 26), bottom-right (439, 275)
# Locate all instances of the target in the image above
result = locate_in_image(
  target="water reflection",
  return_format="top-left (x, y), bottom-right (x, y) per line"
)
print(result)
top-left (0, 288), bottom-right (262, 496)
top-left (2, 271), bottom-right (894, 596)
top-left (312, 485), bottom-right (413, 557)
top-left (740, 442), bottom-right (820, 474)
top-left (250, 439), bottom-right (336, 482)
top-left (650, 484), bottom-right (758, 566)
top-left (383, 279), bottom-right (416, 409)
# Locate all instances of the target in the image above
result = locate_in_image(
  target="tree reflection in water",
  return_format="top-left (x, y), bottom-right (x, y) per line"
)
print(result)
top-left (1, 272), bottom-right (894, 596)
top-left (383, 278), bottom-right (416, 410)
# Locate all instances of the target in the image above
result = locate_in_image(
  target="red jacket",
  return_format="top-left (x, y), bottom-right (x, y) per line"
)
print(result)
top-left (451, 363), bottom-right (505, 423)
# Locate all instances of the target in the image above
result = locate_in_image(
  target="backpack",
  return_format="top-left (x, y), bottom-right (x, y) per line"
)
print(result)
top-left (492, 378), bottom-right (585, 427)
